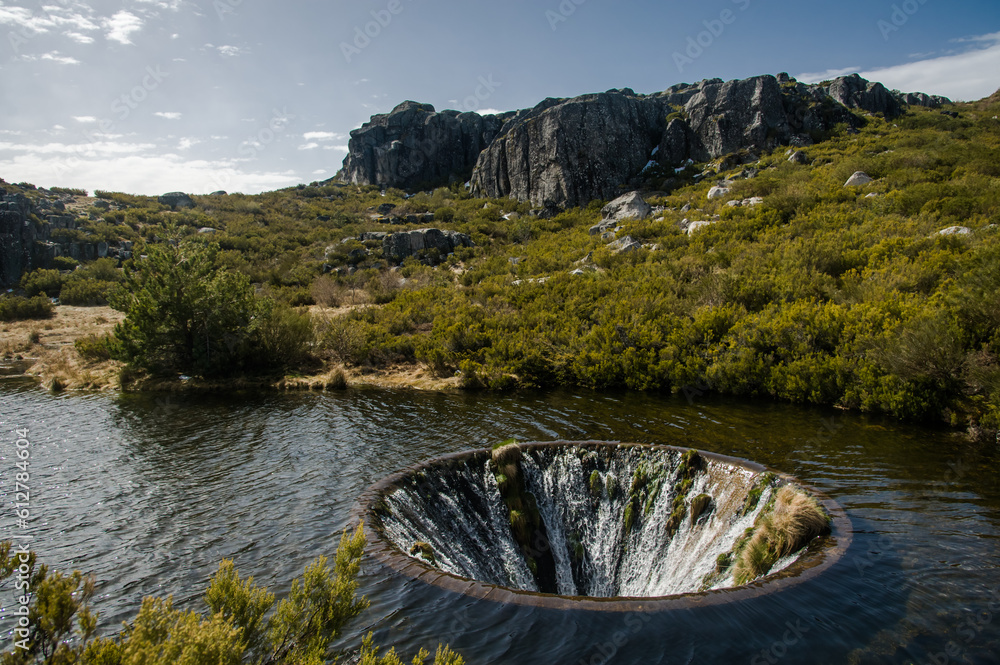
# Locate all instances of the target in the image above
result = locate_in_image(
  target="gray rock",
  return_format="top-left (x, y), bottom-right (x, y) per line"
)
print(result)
top-left (344, 74), bottom-right (946, 210)
top-left (158, 192), bottom-right (196, 209)
top-left (608, 235), bottom-right (642, 253)
top-left (341, 101), bottom-right (512, 190)
top-left (209, 190), bottom-right (227, 196)
top-left (788, 150), bottom-right (810, 165)
top-left (707, 186), bottom-right (730, 200)
top-left (937, 226), bottom-right (972, 236)
top-left (826, 74), bottom-right (902, 117)
top-left (589, 219), bottom-right (617, 236)
top-left (471, 90), bottom-right (667, 210)
top-left (686, 221), bottom-right (716, 235)
top-left (845, 172), bottom-right (873, 187)
top-left (198, 227), bottom-right (216, 234)
top-left (601, 192), bottom-right (652, 223)
top-left (382, 228), bottom-right (473, 264)
top-left (377, 203), bottom-right (397, 215)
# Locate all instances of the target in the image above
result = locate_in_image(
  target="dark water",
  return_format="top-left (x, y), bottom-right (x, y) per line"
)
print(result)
top-left (1, 378), bottom-right (998, 664)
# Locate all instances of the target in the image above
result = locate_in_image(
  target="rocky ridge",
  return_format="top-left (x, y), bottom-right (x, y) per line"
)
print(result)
top-left (341, 74), bottom-right (950, 209)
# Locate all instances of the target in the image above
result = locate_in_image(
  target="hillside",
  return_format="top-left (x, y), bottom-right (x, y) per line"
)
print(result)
top-left (1, 87), bottom-right (999, 442)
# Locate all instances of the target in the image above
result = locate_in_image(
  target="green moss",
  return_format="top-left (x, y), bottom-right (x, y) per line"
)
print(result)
top-left (409, 542), bottom-right (436, 565)
top-left (623, 502), bottom-right (636, 533)
top-left (690, 493), bottom-right (712, 524)
top-left (588, 470), bottom-right (602, 498)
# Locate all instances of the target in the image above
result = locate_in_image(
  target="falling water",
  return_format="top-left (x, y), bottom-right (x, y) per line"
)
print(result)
top-left (375, 444), bottom-right (800, 598)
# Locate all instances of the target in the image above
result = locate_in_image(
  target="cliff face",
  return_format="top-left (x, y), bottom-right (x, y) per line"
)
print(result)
top-left (341, 74), bottom-right (952, 209)
top-left (0, 190), bottom-right (36, 287)
top-left (470, 90), bottom-right (667, 209)
top-left (341, 101), bottom-right (513, 190)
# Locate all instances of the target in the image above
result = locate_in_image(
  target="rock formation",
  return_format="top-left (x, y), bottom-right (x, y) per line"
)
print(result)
top-left (341, 101), bottom-right (512, 190)
top-left (0, 190), bottom-right (36, 287)
top-left (342, 74), bottom-right (952, 210)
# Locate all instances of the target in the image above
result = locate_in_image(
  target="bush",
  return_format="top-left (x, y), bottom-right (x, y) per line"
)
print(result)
top-left (110, 242), bottom-right (313, 377)
top-left (20, 269), bottom-right (65, 298)
top-left (60, 279), bottom-right (115, 306)
top-left (50, 256), bottom-right (79, 270)
top-left (0, 295), bottom-right (54, 321)
top-left (75, 333), bottom-right (113, 362)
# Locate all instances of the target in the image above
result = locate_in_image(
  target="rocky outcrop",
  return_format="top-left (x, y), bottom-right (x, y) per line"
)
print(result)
top-left (0, 191), bottom-right (36, 287)
top-left (601, 191), bottom-right (652, 223)
top-left (343, 74), bottom-right (951, 210)
top-left (378, 229), bottom-right (473, 264)
top-left (158, 192), bottom-right (196, 209)
top-left (826, 74), bottom-right (902, 117)
top-left (342, 101), bottom-right (512, 190)
top-left (470, 89), bottom-right (667, 209)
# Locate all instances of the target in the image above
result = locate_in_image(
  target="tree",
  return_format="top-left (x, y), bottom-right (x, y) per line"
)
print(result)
top-left (109, 242), bottom-right (312, 378)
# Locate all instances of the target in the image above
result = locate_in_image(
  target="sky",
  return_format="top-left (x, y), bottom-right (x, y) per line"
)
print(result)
top-left (1, 0), bottom-right (998, 196)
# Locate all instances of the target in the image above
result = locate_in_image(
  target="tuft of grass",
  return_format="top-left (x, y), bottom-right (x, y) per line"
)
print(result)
top-left (731, 485), bottom-right (831, 584)
top-left (491, 440), bottom-right (521, 467)
top-left (588, 470), bottom-right (602, 498)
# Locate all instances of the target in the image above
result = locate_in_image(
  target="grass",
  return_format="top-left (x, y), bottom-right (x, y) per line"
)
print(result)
top-left (731, 485), bottom-right (831, 584)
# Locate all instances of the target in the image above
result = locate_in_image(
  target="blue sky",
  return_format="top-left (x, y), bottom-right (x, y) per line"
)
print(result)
top-left (1, 0), bottom-right (998, 195)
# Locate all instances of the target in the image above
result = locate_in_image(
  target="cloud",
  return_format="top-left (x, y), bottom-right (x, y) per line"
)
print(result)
top-left (30, 51), bottom-right (82, 65)
top-left (217, 45), bottom-right (242, 57)
top-left (312, 169), bottom-right (327, 175)
top-left (323, 145), bottom-right (349, 152)
top-left (795, 67), bottom-right (861, 83)
top-left (178, 138), bottom-right (200, 150)
top-left (65, 31), bottom-right (95, 44)
top-left (154, 112), bottom-right (183, 120)
top-left (797, 32), bottom-right (1000, 101)
top-left (0, 5), bottom-right (54, 34)
top-left (297, 142), bottom-right (319, 151)
top-left (73, 116), bottom-right (98, 123)
top-left (133, 0), bottom-right (184, 10)
top-left (302, 131), bottom-right (343, 141)
top-left (477, 108), bottom-right (504, 116)
top-left (103, 11), bottom-right (143, 44)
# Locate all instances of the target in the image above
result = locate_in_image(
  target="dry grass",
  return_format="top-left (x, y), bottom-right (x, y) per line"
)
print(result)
top-left (491, 442), bottom-right (522, 467)
top-left (733, 485), bottom-right (831, 584)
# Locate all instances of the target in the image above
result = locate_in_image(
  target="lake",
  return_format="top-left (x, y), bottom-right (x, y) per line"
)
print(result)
top-left (1, 378), bottom-right (998, 664)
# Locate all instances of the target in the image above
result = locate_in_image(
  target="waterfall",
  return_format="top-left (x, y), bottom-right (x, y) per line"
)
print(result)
top-left (375, 444), bottom-right (823, 598)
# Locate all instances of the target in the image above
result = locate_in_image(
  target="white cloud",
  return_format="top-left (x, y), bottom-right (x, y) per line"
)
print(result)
top-left (0, 149), bottom-right (301, 195)
top-left (0, 6), bottom-right (54, 34)
top-left (64, 31), bottom-right (95, 44)
top-left (73, 116), bottom-right (98, 123)
top-left (178, 137), bottom-right (200, 150)
top-left (133, 0), bottom-right (184, 11)
top-left (312, 169), bottom-right (327, 175)
top-left (154, 112), bottom-right (183, 120)
top-left (297, 142), bottom-right (319, 151)
top-left (302, 131), bottom-right (342, 141)
top-left (477, 108), bottom-right (504, 116)
top-left (103, 11), bottom-right (142, 45)
top-left (40, 51), bottom-right (81, 65)
top-left (323, 145), bottom-right (349, 152)
top-left (217, 45), bottom-right (242, 57)
top-left (0, 140), bottom-right (157, 156)
top-left (793, 67), bottom-right (861, 83)
top-left (797, 32), bottom-right (1000, 102)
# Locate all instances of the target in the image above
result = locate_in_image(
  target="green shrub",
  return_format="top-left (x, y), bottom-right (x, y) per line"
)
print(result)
top-left (75, 333), bottom-right (113, 361)
top-left (20, 269), bottom-right (65, 297)
top-left (60, 279), bottom-right (115, 306)
top-left (50, 256), bottom-right (79, 270)
top-left (0, 295), bottom-right (54, 321)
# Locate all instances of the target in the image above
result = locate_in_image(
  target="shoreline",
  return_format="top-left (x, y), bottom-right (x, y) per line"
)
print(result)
top-left (0, 305), bottom-right (460, 394)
